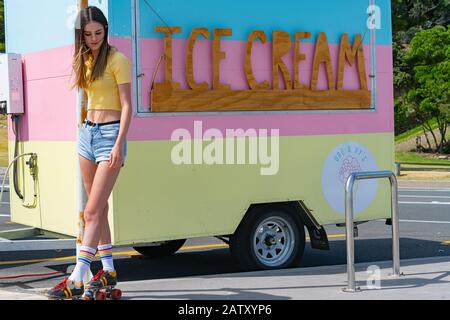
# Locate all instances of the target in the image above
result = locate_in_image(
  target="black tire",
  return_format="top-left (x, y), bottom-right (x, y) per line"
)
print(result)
top-left (133, 239), bottom-right (186, 258)
top-left (230, 204), bottom-right (305, 271)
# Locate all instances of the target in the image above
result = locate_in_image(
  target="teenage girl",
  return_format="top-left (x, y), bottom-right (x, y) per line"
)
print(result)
top-left (47, 6), bottom-right (132, 299)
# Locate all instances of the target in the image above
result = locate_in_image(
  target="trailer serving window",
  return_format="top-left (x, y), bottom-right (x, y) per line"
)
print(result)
top-left (129, 0), bottom-right (379, 116)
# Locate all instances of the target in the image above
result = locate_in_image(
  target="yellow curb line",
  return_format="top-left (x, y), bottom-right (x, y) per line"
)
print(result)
top-left (179, 244), bottom-right (228, 250)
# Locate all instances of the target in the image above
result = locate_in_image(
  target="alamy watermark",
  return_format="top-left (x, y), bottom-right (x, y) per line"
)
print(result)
top-left (171, 121), bottom-right (280, 176)
top-left (66, 5), bottom-right (79, 30)
top-left (367, 5), bottom-right (382, 30)
top-left (366, 265), bottom-right (381, 289)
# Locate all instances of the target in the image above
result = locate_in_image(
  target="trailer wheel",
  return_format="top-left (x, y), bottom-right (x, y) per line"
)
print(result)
top-left (230, 205), bottom-right (305, 270)
top-left (133, 239), bottom-right (186, 258)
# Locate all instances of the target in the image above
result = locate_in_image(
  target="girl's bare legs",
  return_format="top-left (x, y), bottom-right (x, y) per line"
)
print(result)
top-left (98, 202), bottom-right (112, 246)
top-left (81, 161), bottom-right (121, 248)
top-left (79, 156), bottom-right (116, 245)
top-left (78, 157), bottom-right (117, 282)
top-left (79, 156), bottom-right (112, 245)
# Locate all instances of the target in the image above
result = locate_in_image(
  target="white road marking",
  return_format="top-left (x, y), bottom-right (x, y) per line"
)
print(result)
top-left (399, 195), bottom-right (450, 199)
top-left (399, 189), bottom-right (450, 192)
top-left (399, 201), bottom-right (450, 205)
top-left (0, 214), bottom-right (10, 217)
top-left (400, 219), bottom-right (450, 224)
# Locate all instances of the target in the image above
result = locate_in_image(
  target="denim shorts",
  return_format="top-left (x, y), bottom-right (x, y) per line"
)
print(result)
top-left (78, 119), bottom-right (127, 167)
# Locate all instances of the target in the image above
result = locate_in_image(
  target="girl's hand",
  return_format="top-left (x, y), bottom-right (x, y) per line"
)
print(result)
top-left (109, 144), bottom-right (124, 169)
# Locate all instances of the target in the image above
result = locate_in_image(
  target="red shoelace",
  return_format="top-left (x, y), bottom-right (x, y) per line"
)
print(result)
top-left (53, 277), bottom-right (69, 290)
top-left (92, 270), bottom-right (106, 281)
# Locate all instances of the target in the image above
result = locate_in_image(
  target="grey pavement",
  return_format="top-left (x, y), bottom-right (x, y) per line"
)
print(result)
top-left (1, 256), bottom-right (450, 300)
top-left (110, 256), bottom-right (450, 300)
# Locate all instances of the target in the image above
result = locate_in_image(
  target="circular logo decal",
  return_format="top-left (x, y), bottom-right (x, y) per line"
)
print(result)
top-left (321, 142), bottom-right (379, 215)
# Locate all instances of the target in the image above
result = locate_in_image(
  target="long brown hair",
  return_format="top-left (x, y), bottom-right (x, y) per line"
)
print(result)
top-left (71, 6), bottom-right (115, 90)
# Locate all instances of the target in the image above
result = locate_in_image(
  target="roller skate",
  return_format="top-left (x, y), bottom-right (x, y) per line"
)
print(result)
top-left (83, 270), bottom-right (122, 300)
top-left (46, 277), bottom-right (85, 300)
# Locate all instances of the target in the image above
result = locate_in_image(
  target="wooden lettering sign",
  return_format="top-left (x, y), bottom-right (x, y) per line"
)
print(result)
top-left (154, 26), bottom-right (182, 89)
top-left (338, 33), bottom-right (368, 90)
top-left (294, 32), bottom-right (311, 90)
top-left (213, 28), bottom-right (233, 90)
top-left (311, 32), bottom-right (335, 91)
top-left (187, 28), bottom-right (210, 91)
top-left (151, 26), bottom-right (371, 112)
top-left (272, 31), bottom-right (292, 90)
top-left (245, 31), bottom-right (270, 90)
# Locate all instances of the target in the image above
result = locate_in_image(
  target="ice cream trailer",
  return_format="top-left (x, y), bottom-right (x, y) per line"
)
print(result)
top-left (2, 0), bottom-right (395, 270)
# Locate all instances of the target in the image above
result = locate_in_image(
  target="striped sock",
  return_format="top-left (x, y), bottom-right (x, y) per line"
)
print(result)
top-left (69, 245), bottom-right (97, 283)
top-left (98, 244), bottom-right (115, 272)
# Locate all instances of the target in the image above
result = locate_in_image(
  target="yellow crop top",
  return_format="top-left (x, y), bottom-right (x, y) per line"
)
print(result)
top-left (84, 49), bottom-right (131, 111)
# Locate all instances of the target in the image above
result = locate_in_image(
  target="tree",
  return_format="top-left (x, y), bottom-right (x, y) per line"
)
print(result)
top-left (392, 0), bottom-right (450, 44)
top-left (392, 0), bottom-right (450, 135)
top-left (392, 0), bottom-right (450, 96)
top-left (405, 26), bottom-right (450, 153)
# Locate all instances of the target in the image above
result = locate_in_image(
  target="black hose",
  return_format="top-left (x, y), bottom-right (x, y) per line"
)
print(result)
top-left (12, 115), bottom-right (23, 200)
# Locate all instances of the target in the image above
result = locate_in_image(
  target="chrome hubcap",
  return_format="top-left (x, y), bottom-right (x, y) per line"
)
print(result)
top-left (253, 216), bottom-right (295, 267)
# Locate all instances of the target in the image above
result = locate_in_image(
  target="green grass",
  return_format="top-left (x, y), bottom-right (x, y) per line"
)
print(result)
top-left (396, 151), bottom-right (450, 166)
top-left (395, 119), bottom-right (438, 144)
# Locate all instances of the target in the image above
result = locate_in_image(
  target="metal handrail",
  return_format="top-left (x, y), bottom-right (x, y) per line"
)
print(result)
top-left (343, 170), bottom-right (401, 292)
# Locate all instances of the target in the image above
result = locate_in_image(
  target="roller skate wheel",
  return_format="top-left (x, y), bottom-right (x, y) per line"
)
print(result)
top-left (111, 289), bottom-right (122, 300)
top-left (95, 290), bottom-right (107, 300)
top-left (83, 290), bottom-right (95, 300)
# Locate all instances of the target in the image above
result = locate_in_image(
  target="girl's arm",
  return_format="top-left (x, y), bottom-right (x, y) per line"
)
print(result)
top-left (81, 89), bottom-right (88, 121)
top-left (109, 83), bottom-right (132, 168)
top-left (116, 83), bottom-right (132, 147)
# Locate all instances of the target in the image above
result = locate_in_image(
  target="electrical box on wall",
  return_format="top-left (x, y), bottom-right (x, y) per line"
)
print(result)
top-left (0, 53), bottom-right (24, 115)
